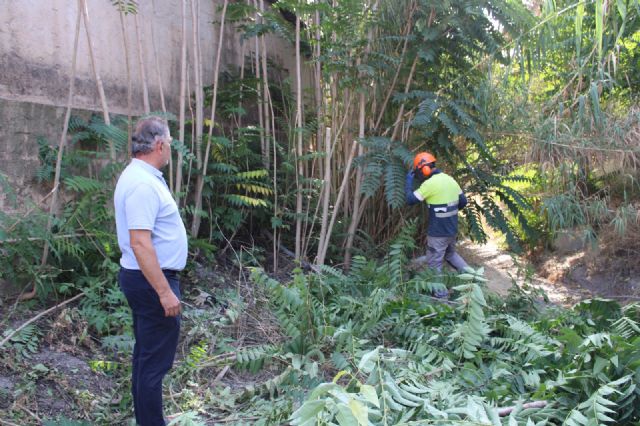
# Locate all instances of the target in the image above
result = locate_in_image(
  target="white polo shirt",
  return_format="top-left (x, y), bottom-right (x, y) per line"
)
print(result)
top-left (114, 159), bottom-right (188, 270)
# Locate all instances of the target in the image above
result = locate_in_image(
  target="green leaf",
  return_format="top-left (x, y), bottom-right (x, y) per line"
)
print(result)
top-left (358, 347), bottom-right (380, 374)
top-left (290, 399), bottom-right (326, 424)
top-left (360, 384), bottom-right (379, 408)
top-left (336, 402), bottom-right (359, 426)
top-left (348, 399), bottom-right (368, 426)
top-left (593, 356), bottom-right (608, 375)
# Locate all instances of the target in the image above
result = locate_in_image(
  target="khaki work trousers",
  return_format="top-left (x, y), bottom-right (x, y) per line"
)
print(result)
top-left (425, 235), bottom-right (469, 272)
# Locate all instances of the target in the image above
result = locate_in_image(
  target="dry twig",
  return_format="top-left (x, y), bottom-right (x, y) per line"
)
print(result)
top-left (0, 293), bottom-right (85, 349)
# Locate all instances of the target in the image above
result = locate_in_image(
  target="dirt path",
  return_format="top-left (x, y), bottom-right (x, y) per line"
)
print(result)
top-left (457, 240), bottom-right (592, 306)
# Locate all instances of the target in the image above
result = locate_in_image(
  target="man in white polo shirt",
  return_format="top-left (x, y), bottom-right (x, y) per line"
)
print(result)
top-left (114, 116), bottom-right (187, 426)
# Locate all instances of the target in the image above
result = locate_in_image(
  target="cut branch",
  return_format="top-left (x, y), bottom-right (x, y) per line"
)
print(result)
top-left (497, 401), bottom-right (548, 417)
top-left (0, 293), bottom-right (85, 349)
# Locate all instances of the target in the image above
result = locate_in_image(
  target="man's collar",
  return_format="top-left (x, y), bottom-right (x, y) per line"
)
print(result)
top-left (131, 158), bottom-right (162, 177)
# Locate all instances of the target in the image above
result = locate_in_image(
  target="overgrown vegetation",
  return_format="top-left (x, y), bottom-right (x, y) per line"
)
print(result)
top-left (2, 0), bottom-right (640, 424)
top-left (4, 224), bottom-right (639, 424)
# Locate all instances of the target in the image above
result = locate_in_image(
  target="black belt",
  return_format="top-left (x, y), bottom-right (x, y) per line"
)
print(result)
top-left (162, 269), bottom-right (180, 277)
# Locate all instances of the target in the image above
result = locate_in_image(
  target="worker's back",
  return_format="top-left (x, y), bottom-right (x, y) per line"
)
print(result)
top-left (414, 172), bottom-right (463, 237)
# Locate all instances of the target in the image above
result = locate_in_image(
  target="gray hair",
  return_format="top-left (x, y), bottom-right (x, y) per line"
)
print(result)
top-left (131, 117), bottom-right (169, 156)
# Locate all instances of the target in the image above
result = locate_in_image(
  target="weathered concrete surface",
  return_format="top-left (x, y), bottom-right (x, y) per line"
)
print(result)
top-left (0, 0), bottom-right (303, 114)
top-left (0, 0), bottom-right (310, 214)
top-left (0, 98), bottom-right (63, 213)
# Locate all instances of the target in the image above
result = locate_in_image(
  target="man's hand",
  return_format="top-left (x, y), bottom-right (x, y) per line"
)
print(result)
top-left (159, 289), bottom-right (181, 317)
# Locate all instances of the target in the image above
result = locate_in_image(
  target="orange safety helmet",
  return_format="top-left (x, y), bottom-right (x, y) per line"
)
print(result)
top-left (413, 152), bottom-right (437, 177)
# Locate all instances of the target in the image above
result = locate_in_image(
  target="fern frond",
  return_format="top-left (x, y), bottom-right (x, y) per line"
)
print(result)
top-left (236, 169), bottom-right (269, 179)
top-left (384, 159), bottom-right (406, 209)
top-left (63, 176), bottom-right (104, 193)
top-left (223, 194), bottom-right (268, 208)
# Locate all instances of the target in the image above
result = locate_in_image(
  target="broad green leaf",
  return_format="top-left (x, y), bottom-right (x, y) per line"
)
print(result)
top-left (310, 383), bottom-right (341, 399)
top-left (360, 384), bottom-right (379, 408)
top-left (290, 399), bottom-right (326, 424)
top-left (593, 356), bottom-right (609, 375)
top-left (358, 347), bottom-right (380, 374)
top-left (348, 399), bottom-right (368, 426)
top-left (336, 402), bottom-right (359, 426)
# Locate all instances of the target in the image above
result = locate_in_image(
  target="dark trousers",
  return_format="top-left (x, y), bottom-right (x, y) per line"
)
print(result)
top-left (119, 268), bottom-right (181, 426)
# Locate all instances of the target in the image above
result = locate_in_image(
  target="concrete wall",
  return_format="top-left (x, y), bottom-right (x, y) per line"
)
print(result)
top-left (0, 0), bottom-right (299, 113)
top-left (0, 0), bottom-right (307, 212)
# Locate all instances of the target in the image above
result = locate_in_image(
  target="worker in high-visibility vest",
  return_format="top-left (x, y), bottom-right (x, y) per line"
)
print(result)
top-left (405, 152), bottom-right (469, 275)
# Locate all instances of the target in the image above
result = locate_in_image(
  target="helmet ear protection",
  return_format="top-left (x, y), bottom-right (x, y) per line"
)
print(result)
top-left (413, 152), bottom-right (437, 178)
top-left (417, 162), bottom-right (434, 178)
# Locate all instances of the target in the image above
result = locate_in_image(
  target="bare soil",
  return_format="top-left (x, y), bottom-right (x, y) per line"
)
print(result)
top-left (457, 239), bottom-right (640, 306)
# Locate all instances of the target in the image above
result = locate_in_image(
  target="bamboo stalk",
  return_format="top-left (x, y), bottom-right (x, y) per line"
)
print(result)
top-left (316, 141), bottom-right (359, 264)
top-left (315, 128), bottom-right (332, 265)
top-left (315, 86), bottom-right (354, 264)
top-left (149, 0), bottom-right (170, 189)
top-left (150, 0), bottom-right (167, 113)
top-left (195, 0), bottom-right (229, 232)
top-left (134, 13), bottom-right (150, 114)
top-left (185, 63), bottom-right (196, 192)
top-left (343, 90), bottom-right (366, 268)
top-left (260, 0), bottom-right (271, 169)
top-left (237, 37), bottom-right (246, 129)
top-left (190, 0), bottom-right (205, 236)
top-left (79, 0), bottom-right (115, 161)
top-left (265, 71), bottom-right (279, 273)
top-left (294, 11), bottom-right (303, 260)
top-left (373, 0), bottom-right (415, 130)
top-left (390, 55), bottom-right (418, 141)
top-left (118, 8), bottom-right (133, 156)
top-left (311, 9), bottom-right (328, 264)
top-left (175, 0), bottom-right (188, 203)
top-left (20, 3), bottom-right (82, 302)
top-left (343, 0), bottom-right (378, 268)
top-left (253, 0), bottom-right (266, 168)
top-left (300, 10), bottom-right (323, 260)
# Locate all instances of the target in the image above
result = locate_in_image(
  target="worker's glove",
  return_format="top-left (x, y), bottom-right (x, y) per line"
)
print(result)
top-left (406, 171), bottom-right (415, 186)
